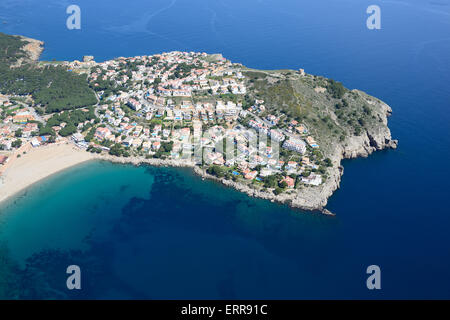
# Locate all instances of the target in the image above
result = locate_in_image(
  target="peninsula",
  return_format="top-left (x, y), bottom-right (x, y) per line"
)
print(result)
top-left (0, 32), bottom-right (397, 214)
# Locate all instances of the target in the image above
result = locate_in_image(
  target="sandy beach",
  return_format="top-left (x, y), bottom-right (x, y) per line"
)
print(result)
top-left (0, 142), bottom-right (95, 204)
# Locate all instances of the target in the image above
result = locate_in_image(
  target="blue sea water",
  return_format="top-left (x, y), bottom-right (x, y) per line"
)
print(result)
top-left (0, 0), bottom-right (449, 299)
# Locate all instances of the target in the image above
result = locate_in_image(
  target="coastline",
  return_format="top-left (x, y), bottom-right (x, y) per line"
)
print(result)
top-left (0, 140), bottom-right (197, 208)
top-left (0, 99), bottom-right (397, 213)
top-left (0, 33), bottom-right (398, 215)
top-left (90, 100), bottom-right (397, 215)
top-left (0, 142), bottom-right (95, 205)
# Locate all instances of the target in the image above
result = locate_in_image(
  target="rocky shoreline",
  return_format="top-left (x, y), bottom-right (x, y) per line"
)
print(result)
top-left (87, 100), bottom-right (397, 216)
top-left (1, 33), bottom-right (397, 215)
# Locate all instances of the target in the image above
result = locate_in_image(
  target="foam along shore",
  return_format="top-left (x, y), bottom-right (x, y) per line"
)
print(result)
top-left (0, 142), bottom-right (95, 204)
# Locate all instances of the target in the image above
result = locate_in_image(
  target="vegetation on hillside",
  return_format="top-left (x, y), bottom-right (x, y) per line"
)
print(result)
top-left (0, 32), bottom-right (97, 113)
top-left (243, 69), bottom-right (386, 155)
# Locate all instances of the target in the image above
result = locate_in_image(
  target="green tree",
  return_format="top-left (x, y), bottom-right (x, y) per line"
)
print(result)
top-left (263, 175), bottom-right (278, 188)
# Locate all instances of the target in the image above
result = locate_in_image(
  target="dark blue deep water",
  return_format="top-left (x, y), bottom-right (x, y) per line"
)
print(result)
top-left (0, 0), bottom-right (449, 299)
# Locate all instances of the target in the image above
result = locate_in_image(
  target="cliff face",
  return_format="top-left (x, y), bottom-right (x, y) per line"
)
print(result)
top-left (12, 36), bottom-right (44, 67)
top-left (239, 70), bottom-right (398, 214)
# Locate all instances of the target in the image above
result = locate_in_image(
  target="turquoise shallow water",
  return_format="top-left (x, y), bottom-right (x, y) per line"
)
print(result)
top-left (0, 0), bottom-right (449, 298)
